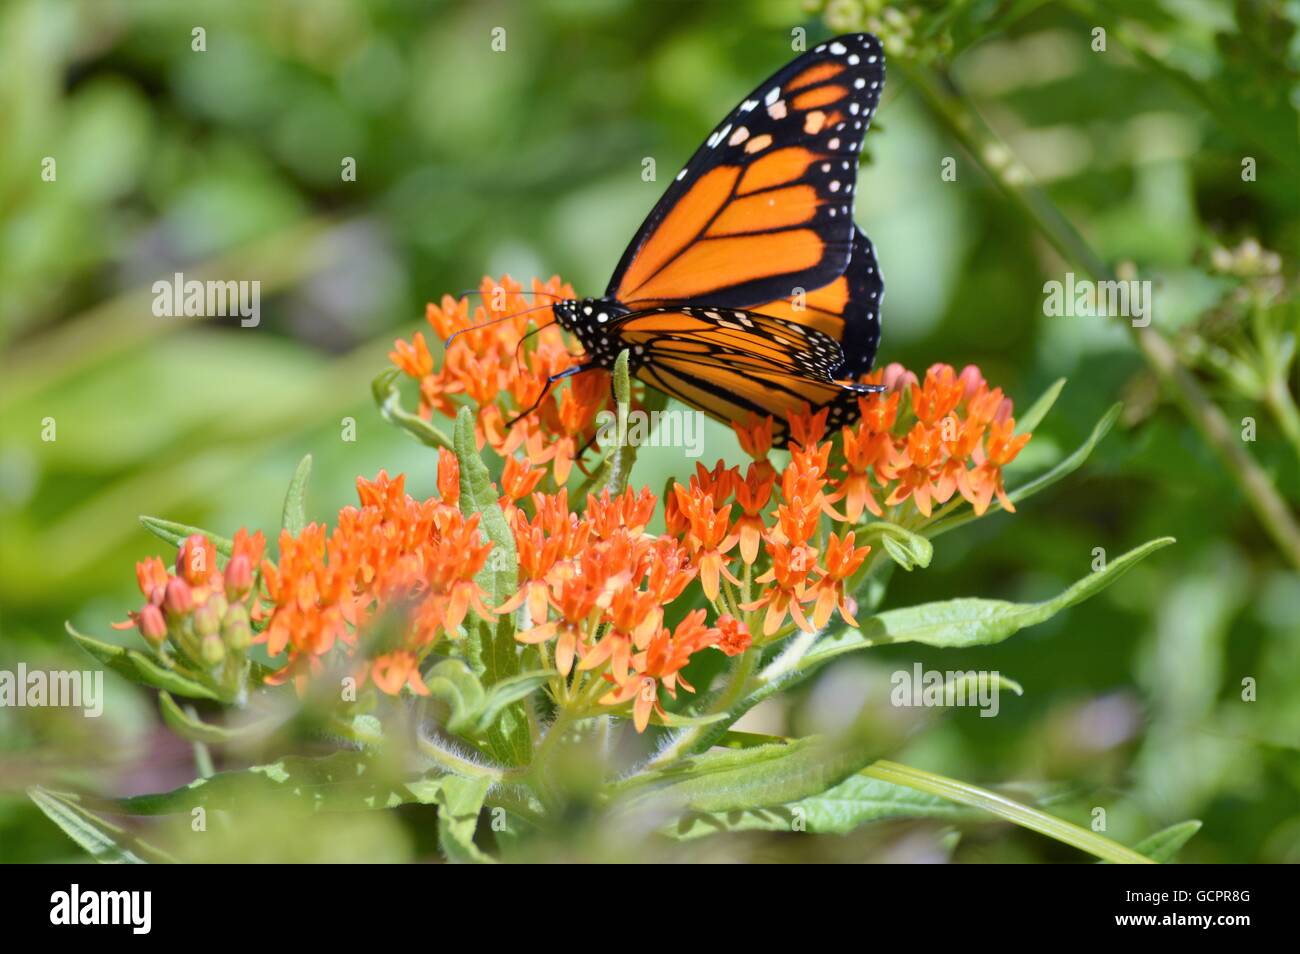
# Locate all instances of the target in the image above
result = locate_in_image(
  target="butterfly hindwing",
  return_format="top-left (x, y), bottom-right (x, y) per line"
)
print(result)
top-left (611, 306), bottom-right (870, 444)
top-left (744, 226), bottom-right (883, 377)
top-left (606, 35), bottom-right (885, 311)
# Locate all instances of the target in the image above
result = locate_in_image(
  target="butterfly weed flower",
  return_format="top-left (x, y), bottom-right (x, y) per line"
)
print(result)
top-left (389, 274), bottom-right (622, 485)
top-left (113, 530), bottom-right (267, 700)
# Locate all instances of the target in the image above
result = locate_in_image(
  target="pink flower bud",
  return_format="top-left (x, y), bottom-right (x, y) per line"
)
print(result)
top-left (138, 604), bottom-right (167, 645)
top-left (163, 578), bottom-right (193, 618)
top-left (224, 553), bottom-right (253, 599)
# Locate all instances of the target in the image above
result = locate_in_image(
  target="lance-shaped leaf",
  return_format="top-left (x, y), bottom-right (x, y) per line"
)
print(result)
top-left (281, 453), bottom-right (312, 537)
top-left (589, 350), bottom-right (635, 498)
top-left (452, 406), bottom-right (530, 765)
top-left (373, 368), bottom-right (453, 450)
top-left (665, 771), bottom-right (977, 840)
top-left (157, 691), bottom-right (270, 745)
top-left (618, 714), bottom-right (891, 817)
top-left (677, 537), bottom-right (1171, 758)
top-left (434, 775), bottom-right (495, 864)
top-left (1126, 820), bottom-right (1202, 864)
top-left (475, 669), bottom-right (556, 733)
top-left (138, 515), bottom-right (233, 556)
top-left (801, 537), bottom-right (1174, 670)
top-left (67, 623), bottom-right (220, 701)
top-left (1015, 377), bottom-right (1067, 435)
top-left (28, 787), bottom-right (176, 863)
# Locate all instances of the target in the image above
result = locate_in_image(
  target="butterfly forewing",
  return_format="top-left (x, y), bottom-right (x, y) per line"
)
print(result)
top-left (606, 34), bottom-right (885, 311)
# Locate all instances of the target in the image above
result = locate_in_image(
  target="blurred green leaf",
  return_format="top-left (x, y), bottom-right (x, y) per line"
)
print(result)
top-left (434, 775), bottom-right (494, 864)
top-left (665, 771), bottom-right (976, 839)
top-left (28, 787), bottom-right (176, 863)
top-left (281, 453), bottom-right (313, 537)
top-left (1129, 820), bottom-right (1203, 863)
top-left (138, 516), bottom-right (234, 556)
top-left (1016, 377), bottom-right (1067, 434)
top-left (66, 622), bottom-right (221, 701)
top-left (157, 690), bottom-right (265, 744)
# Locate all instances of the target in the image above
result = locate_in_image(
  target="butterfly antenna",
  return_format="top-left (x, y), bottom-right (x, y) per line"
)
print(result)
top-left (444, 301), bottom-right (555, 350)
top-left (512, 319), bottom-right (558, 373)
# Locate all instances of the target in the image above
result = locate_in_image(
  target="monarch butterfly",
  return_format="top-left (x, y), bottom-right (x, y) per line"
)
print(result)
top-left (545, 33), bottom-right (886, 446)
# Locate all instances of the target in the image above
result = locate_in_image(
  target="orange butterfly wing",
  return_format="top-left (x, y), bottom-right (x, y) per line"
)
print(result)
top-left (606, 35), bottom-right (885, 312)
top-left (611, 306), bottom-right (875, 444)
top-left (747, 227), bottom-right (883, 377)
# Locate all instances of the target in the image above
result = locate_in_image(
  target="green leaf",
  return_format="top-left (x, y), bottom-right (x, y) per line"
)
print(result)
top-left (591, 350), bottom-right (635, 498)
top-left (452, 406), bottom-right (531, 766)
top-left (928, 402), bottom-right (1121, 539)
top-left (454, 406), bottom-right (517, 611)
top-left (66, 623), bottom-right (220, 701)
top-left (1016, 377), bottom-right (1067, 434)
top-left (281, 453), bottom-right (312, 537)
top-left (434, 775), bottom-right (495, 863)
top-left (424, 659), bottom-right (487, 736)
top-left (28, 786), bottom-right (176, 863)
top-left (620, 722), bottom-right (885, 816)
top-left (874, 522), bottom-right (933, 571)
top-left (373, 368), bottom-right (454, 450)
top-left (1129, 820), bottom-right (1202, 863)
top-left (138, 515), bottom-right (233, 556)
top-left (109, 751), bottom-right (418, 814)
top-left (802, 537), bottom-right (1175, 669)
top-left (476, 669), bottom-right (555, 733)
top-left (157, 691), bottom-right (267, 744)
top-left (666, 771), bottom-right (977, 840)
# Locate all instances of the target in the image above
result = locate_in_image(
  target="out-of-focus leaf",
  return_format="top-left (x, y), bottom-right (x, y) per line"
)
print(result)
top-left (138, 515), bottom-right (233, 555)
top-left (109, 751), bottom-right (415, 814)
top-left (1128, 820), bottom-right (1202, 863)
top-left (66, 623), bottom-right (220, 700)
top-left (157, 690), bottom-right (266, 744)
top-left (424, 659), bottom-right (487, 736)
top-left (620, 722), bottom-right (885, 816)
top-left (434, 775), bottom-right (494, 863)
top-left (803, 537), bottom-right (1174, 668)
top-left (665, 771), bottom-right (977, 840)
top-left (1016, 377), bottom-right (1067, 434)
top-left (28, 787), bottom-right (176, 863)
top-left (280, 453), bottom-right (312, 536)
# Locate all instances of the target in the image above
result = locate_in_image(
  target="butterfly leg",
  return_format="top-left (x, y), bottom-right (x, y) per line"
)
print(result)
top-left (505, 362), bottom-right (598, 428)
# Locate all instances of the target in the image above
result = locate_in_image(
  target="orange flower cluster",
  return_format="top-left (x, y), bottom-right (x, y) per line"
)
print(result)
top-left (502, 485), bottom-right (752, 732)
top-left (257, 458), bottom-right (494, 695)
top-left (389, 275), bottom-right (615, 484)
top-left (851, 362), bottom-right (1032, 518)
top-left (662, 362), bottom-right (1031, 639)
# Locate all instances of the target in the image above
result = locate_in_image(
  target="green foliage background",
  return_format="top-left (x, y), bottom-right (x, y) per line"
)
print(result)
top-left (1, 0), bottom-right (1297, 862)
